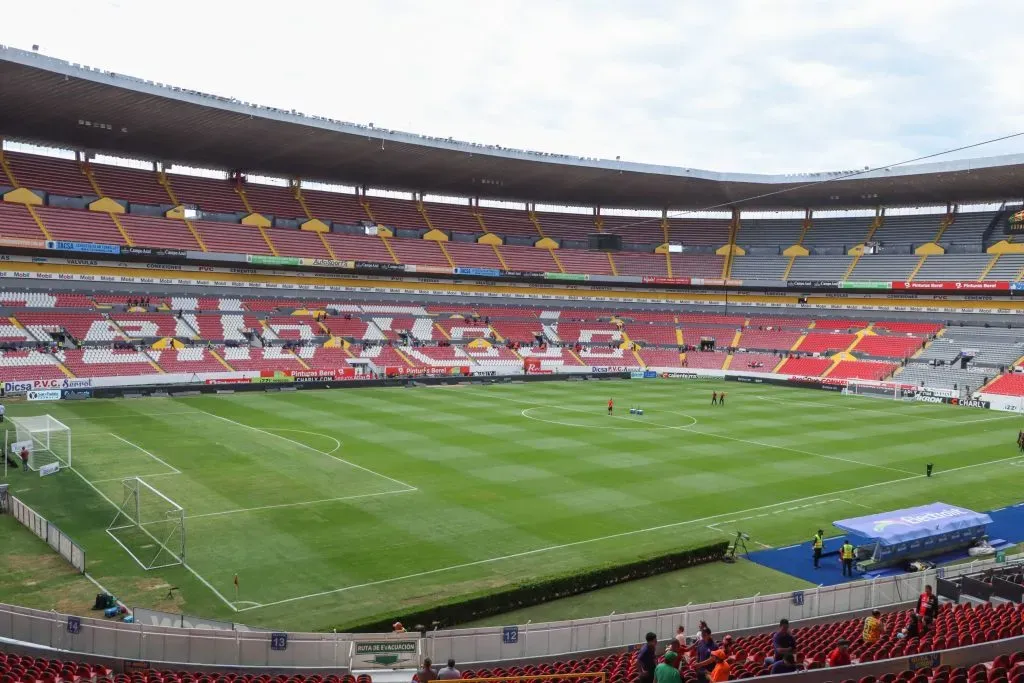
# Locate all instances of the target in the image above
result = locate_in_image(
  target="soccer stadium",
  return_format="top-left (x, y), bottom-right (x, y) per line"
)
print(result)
top-left (2, 10), bottom-right (1024, 683)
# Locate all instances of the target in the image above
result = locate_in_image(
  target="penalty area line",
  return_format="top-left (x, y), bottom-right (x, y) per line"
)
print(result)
top-left (187, 488), bottom-right (416, 520)
top-left (234, 452), bottom-right (1017, 613)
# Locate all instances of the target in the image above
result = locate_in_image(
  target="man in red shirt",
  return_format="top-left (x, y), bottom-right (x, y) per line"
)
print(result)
top-left (19, 446), bottom-right (30, 472)
top-left (917, 585), bottom-right (938, 623)
top-left (826, 639), bottom-right (851, 667)
top-left (608, 398), bottom-right (614, 415)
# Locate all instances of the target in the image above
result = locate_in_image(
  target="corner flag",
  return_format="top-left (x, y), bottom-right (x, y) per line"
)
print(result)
top-left (234, 574), bottom-right (239, 599)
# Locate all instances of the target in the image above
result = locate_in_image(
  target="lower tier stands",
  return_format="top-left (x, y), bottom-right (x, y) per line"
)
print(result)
top-left (787, 256), bottom-right (854, 280)
top-left (778, 357), bottom-right (833, 375)
top-left (0, 349), bottom-right (66, 380)
top-left (829, 360), bottom-right (897, 381)
top-left (797, 333), bottom-right (857, 354)
top-left (896, 364), bottom-right (993, 393)
top-left (682, 350), bottom-right (728, 369)
top-left (981, 373), bottom-right (1024, 397)
top-left (59, 349), bottom-right (156, 377)
top-left (148, 348), bottom-right (229, 373)
top-left (852, 335), bottom-right (927, 359)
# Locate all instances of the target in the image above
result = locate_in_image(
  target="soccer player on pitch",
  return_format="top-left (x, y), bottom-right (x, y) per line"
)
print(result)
top-left (711, 391), bottom-right (718, 405)
top-left (608, 398), bottom-right (614, 415)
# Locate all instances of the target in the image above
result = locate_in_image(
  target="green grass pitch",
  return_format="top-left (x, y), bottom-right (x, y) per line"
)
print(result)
top-left (1, 379), bottom-right (1023, 632)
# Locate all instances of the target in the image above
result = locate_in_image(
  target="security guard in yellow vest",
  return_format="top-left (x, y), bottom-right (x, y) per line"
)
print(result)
top-left (841, 539), bottom-right (856, 577)
top-left (812, 529), bottom-right (824, 568)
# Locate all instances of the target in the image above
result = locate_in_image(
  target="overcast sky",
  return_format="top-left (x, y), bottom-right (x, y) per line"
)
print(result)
top-left (2, 0), bottom-right (1023, 175)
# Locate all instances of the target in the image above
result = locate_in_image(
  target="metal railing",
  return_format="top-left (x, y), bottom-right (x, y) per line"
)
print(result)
top-left (8, 495), bottom-right (85, 573)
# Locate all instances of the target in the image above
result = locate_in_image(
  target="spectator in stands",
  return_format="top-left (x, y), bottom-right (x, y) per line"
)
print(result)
top-left (862, 609), bottom-right (883, 644)
top-left (692, 626), bottom-right (717, 670)
top-left (393, 621), bottom-right (406, 633)
top-left (897, 612), bottom-right (925, 640)
top-left (917, 585), bottom-right (939, 623)
top-left (655, 649), bottom-right (682, 683)
top-left (665, 639), bottom-right (684, 670)
top-left (414, 658), bottom-right (436, 683)
top-left (769, 653), bottom-right (799, 675)
top-left (636, 632), bottom-right (659, 683)
top-left (826, 638), bottom-right (851, 667)
top-left (771, 619), bottom-right (796, 662)
top-left (675, 625), bottom-right (687, 648)
top-left (437, 659), bottom-right (460, 680)
top-left (694, 638), bottom-right (732, 683)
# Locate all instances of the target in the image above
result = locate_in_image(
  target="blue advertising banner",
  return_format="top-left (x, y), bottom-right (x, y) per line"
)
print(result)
top-left (454, 267), bottom-right (501, 277)
top-left (834, 503), bottom-right (991, 544)
top-left (1012, 282), bottom-right (1024, 291)
top-left (46, 240), bottom-right (121, 255)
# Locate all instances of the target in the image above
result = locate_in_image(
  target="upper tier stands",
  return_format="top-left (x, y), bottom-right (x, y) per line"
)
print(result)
top-left (243, 182), bottom-right (305, 220)
top-left (872, 213), bottom-right (942, 250)
top-left (4, 151), bottom-right (94, 197)
top-left (167, 172), bottom-right (246, 214)
top-left (736, 218), bottom-right (804, 252)
top-left (802, 216), bottom-right (873, 251)
top-left (943, 210), bottom-right (998, 249)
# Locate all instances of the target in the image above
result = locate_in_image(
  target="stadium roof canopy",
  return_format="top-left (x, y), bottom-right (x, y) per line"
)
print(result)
top-left (2, 46), bottom-right (1024, 212)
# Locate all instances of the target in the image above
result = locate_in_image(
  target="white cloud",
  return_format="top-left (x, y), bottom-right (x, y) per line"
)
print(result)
top-left (2, 0), bottom-right (1023, 175)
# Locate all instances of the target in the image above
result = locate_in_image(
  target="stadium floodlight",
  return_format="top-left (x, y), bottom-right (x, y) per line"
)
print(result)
top-left (107, 477), bottom-right (186, 571)
top-left (8, 415), bottom-right (72, 473)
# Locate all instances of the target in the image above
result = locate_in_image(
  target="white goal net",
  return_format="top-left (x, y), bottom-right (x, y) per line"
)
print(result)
top-left (840, 379), bottom-right (917, 400)
top-left (9, 415), bottom-right (72, 471)
top-left (107, 477), bottom-right (186, 570)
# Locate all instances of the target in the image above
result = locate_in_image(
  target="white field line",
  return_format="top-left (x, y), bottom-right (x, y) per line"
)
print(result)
top-left (186, 488), bottom-right (415, 520)
top-left (109, 433), bottom-right (181, 474)
top-left (188, 407), bottom-right (417, 493)
top-left (262, 428), bottom-right (342, 455)
top-left (51, 411), bottom-right (203, 421)
top-left (66, 465), bottom-right (237, 612)
top-left (464, 389), bottom-right (919, 477)
top-left (235, 451), bottom-right (1022, 613)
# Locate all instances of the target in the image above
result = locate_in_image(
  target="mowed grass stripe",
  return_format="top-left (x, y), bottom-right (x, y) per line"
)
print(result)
top-left (2, 381), bottom-right (1021, 630)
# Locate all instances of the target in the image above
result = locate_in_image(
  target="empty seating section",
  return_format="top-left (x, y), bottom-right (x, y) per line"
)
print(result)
top-left (4, 151), bottom-right (93, 196)
top-left (358, 345), bottom-right (418, 368)
top-left (600, 215), bottom-right (663, 243)
top-left (853, 334), bottom-right (927, 359)
top-left (729, 255), bottom-right (789, 279)
top-left (797, 332), bottom-right (856, 353)
top-left (555, 322), bottom-right (620, 344)
top-left (365, 196), bottom-right (428, 230)
top-left (264, 317), bottom-right (324, 341)
top-left (668, 217), bottom-right (730, 245)
top-left (167, 173), bottom-right (245, 214)
top-left (787, 255), bottom-right (853, 280)
top-left (301, 347), bottom-right (356, 370)
top-left (738, 329), bottom-right (802, 351)
top-left (921, 328), bottom-right (1024, 368)
top-left (626, 325), bottom-right (678, 346)
top-left (114, 314), bottom-right (193, 339)
top-left (0, 350), bottom-right (65, 380)
top-left (613, 252), bottom-right (668, 276)
top-left (462, 345), bottom-right (521, 366)
top-left (983, 373), bottom-right (1024, 396)
top-left (320, 318), bottom-right (368, 339)
top-left (737, 218), bottom-right (804, 251)
top-left (91, 163), bottom-right (169, 205)
top-left (813, 319), bottom-right (869, 330)
top-left (325, 234), bottom-right (394, 263)
top-left (266, 228), bottom-right (330, 257)
top-left (195, 222), bottom-right (271, 254)
top-left (492, 321), bottom-right (543, 343)
top-left (803, 216), bottom-right (871, 250)
top-left (670, 254), bottom-right (723, 277)
top-left (499, 245), bottom-right (558, 271)
top-left (0, 323), bottom-right (32, 343)
top-left (218, 347), bottom-right (306, 372)
top-left (557, 250), bottom-right (613, 275)
top-left (896, 364), bottom-right (991, 392)
top-left (873, 213), bottom-right (941, 250)
top-left (536, 211), bottom-right (594, 240)
top-left (731, 351), bottom-right (780, 372)
top-left (849, 255), bottom-right (920, 280)
top-left (301, 189), bottom-right (367, 224)
top-left (16, 312), bottom-right (122, 342)
top-left (680, 326), bottom-right (734, 346)
top-left (778, 357), bottom-right (832, 375)
top-left (243, 182), bottom-right (304, 219)
top-left (943, 210), bottom-right (997, 249)
top-left (370, 317), bottom-right (430, 341)
top-left (423, 202), bottom-right (482, 234)
top-left (577, 348), bottom-right (641, 367)
top-left (389, 239), bottom-right (449, 268)
top-left (477, 206), bottom-right (536, 236)
top-left (1, 292), bottom-right (90, 308)
top-left (986, 255), bottom-right (1024, 281)
top-left (748, 316), bottom-right (813, 329)
top-left (36, 206), bottom-right (125, 244)
top-left (186, 314), bottom-right (247, 341)
top-left (518, 346), bottom-right (584, 366)
top-left (683, 350), bottom-right (727, 369)
top-left (829, 359), bottom-right (897, 381)
top-left (678, 314), bottom-right (745, 326)
top-left (120, 214), bottom-right (202, 249)
top-left (638, 348), bottom-right (683, 366)
top-left (60, 349), bottom-right (157, 377)
top-left (874, 321), bottom-right (943, 335)
top-left (914, 254), bottom-right (990, 280)
top-left (149, 348), bottom-right (227, 373)
top-left (0, 202), bottom-right (47, 240)
top-left (436, 320), bottom-right (493, 340)
top-left (444, 241), bottom-right (504, 269)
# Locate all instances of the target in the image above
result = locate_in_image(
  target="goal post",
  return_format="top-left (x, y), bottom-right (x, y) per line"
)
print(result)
top-left (841, 379), bottom-right (920, 400)
top-left (9, 415), bottom-right (72, 472)
top-left (107, 477), bottom-right (186, 570)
